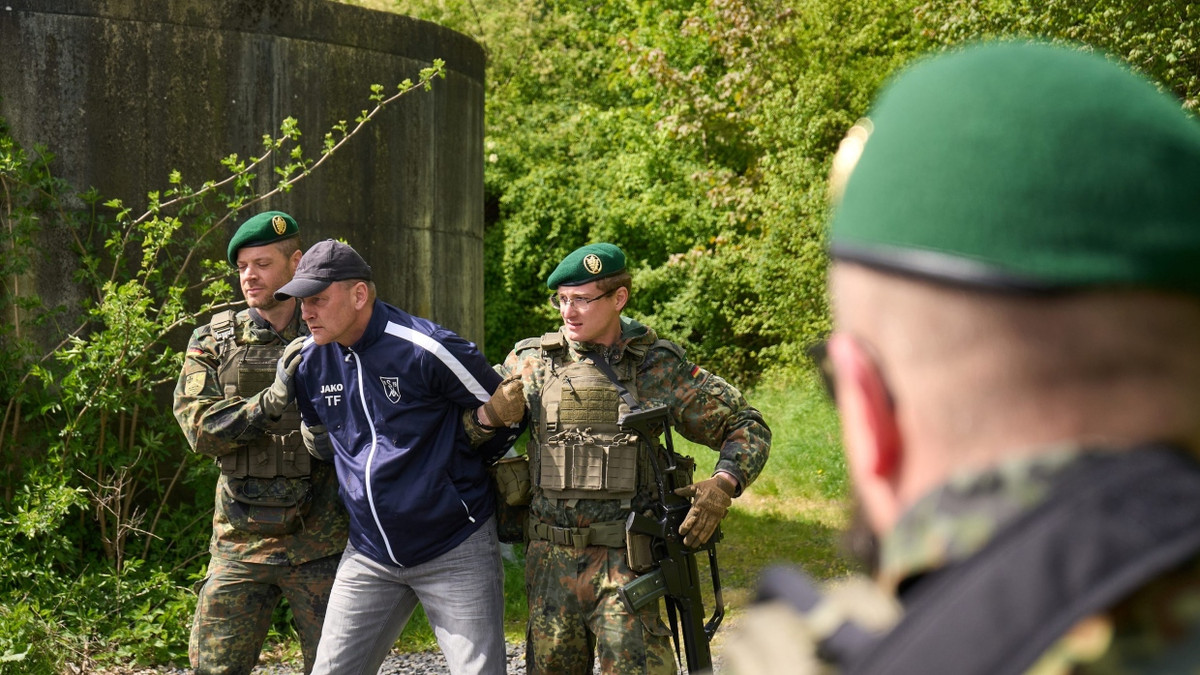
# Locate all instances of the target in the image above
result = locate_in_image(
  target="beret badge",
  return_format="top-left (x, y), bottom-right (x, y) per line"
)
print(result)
top-left (272, 215), bottom-right (288, 235)
top-left (583, 254), bottom-right (603, 275)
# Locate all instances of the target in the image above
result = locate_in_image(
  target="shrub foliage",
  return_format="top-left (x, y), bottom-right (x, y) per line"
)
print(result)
top-left (3, 0), bottom-right (1200, 668)
top-left (0, 65), bottom-right (444, 672)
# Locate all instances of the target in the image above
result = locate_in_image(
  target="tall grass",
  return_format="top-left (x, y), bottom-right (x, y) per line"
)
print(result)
top-left (676, 365), bottom-right (856, 596)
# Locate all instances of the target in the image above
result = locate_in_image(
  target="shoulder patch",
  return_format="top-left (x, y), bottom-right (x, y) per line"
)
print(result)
top-left (184, 370), bottom-right (206, 397)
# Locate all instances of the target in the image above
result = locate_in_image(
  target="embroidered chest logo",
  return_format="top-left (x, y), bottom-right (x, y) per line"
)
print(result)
top-left (380, 376), bottom-right (402, 404)
top-left (321, 382), bottom-right (344, 407)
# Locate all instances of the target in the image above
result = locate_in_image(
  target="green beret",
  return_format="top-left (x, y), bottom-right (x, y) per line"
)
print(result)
top-left (830, 41), bottom-right (1200, 295)
top-left (547, 243), bottom-right (626, 289)
top-left (227, 211), bottom-right (299, 265)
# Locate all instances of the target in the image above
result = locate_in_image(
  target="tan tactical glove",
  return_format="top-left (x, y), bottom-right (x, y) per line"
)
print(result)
top-left (675, 474), bottom-right (737, 548)
top-left (261, 336), bottom-right (306, 419)
top-left (478, 375), bottom-right (525, 428)
top-left (302, 422), bottom-right (335, 461)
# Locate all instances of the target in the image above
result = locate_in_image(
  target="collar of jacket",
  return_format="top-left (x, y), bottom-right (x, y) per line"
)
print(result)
top-left (339, 298), bottom-right (392, 354)
top-left (247, 301), bottom-right (308, 341)
top-left (568, 316), bottom-right (657, 363)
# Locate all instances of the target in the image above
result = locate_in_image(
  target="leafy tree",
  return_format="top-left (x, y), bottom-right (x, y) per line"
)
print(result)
top-left (0, 65), bottom-right (444, 672)
top-left (914, 0), bottom-right (1200, 110)
top-left (389, 0), bottom-right (934, 384)
top-left (383, 0), bottom-right (1200, 385)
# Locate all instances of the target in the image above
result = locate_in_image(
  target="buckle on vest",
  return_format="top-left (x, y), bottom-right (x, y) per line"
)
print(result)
top-left (211, 310), bottom-right (237, 343)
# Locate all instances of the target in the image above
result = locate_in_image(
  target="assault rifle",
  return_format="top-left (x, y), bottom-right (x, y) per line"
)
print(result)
top-left (617, 405), bottom-right (724, 673)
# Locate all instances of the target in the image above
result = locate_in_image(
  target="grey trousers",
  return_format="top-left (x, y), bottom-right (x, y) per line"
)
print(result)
top-left (310, 517), bottom-right (506, 675)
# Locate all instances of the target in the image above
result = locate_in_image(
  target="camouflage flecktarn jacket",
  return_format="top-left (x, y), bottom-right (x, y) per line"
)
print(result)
top-left (727, 445), bottom-right (1200, 674)
top-left (494, 316), bottom-right (771, 531)
top-left (173, 307), bottom-right (348, 565)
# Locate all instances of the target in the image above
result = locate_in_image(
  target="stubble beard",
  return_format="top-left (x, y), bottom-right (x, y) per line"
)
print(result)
top-left (841, 498), bottom-right (881, 577)
top-left (244, 290), bottom-right (281, 313)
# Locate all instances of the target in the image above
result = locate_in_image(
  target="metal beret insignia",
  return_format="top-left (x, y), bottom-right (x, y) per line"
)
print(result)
top-left (828, 118), bottom-right (872, 206)
top-left (271, 215), bottom-right (288, 235)
top-left (583, 253), bottom-right (603, 275)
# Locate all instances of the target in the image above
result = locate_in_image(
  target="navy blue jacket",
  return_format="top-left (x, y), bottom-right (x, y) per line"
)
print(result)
top-left (295, 299), bottom-right (512, 567)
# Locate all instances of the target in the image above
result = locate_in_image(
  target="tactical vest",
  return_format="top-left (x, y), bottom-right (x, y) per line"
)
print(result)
top-left (528, 331), bottom-right (673, 507)
top-left (210, 310), bottom-right (312, 533)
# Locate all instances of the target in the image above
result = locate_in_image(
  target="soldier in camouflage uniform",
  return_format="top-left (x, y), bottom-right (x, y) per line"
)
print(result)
top-left (471, 243), bottom-right (771, 674)
top-left (727, 42), bottom-right (1200, 674)
top-left (173, 211), bottom-right (349, 675)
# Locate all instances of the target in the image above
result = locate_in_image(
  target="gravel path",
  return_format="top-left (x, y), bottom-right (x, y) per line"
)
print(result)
top-left (244, 640), bottom-right (726, 674)
top-left (247, 641), bottom-right (528, 675)
top-left (105, 618), bottom-right (735, 674)
top-left (105, 643), bottom-right (527, 675)
top-left (110, 639), bottom-right (727, 674)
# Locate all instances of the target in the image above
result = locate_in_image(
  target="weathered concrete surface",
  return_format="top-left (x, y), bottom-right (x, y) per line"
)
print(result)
top-left (0, 0), bottom-right (486, 344)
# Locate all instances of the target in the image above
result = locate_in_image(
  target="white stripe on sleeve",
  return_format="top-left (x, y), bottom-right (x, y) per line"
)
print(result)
top-left (384, 322), bottom-right (491, 403)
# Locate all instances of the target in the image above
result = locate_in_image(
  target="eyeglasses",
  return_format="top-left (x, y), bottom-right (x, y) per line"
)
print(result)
top-left (806, 335), bottom-right (895, 409)
top-left (549, 289), bottom-right (615, 310)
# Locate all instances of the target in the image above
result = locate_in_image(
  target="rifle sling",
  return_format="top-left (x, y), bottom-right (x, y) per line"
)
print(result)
top-left (583, 350), bottom-right (695, 670)
top-left (582, 350), bottom-right (642, 412)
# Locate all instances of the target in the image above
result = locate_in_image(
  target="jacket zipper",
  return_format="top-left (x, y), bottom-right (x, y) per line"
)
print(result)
top-left (349, 349), bottom-right (403, 567)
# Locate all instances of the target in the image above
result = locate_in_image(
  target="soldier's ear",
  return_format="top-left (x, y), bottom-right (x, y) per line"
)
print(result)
top-left (613, 286), bottom-right (629, 312)
top-left (828, 333), bottom-right (904, 534)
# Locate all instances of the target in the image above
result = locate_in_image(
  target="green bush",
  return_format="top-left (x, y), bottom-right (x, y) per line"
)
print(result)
top-left (914, 0), bottom-right (1200, 110)
top-left (0, 65), bottom-right (446, 670)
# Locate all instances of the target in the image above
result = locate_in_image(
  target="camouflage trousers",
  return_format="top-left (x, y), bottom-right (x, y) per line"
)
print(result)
top-left (190, 554), bottom-right (340, 675)
top-left (525, 539), bottom-right (675, 675)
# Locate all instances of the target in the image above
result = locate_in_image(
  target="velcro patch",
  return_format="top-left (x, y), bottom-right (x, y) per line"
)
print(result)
top-left (184, 371), bottom-right (206, 397)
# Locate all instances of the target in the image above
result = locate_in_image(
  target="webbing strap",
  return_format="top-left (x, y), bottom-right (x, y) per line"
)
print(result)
top-left (582, 351), bottom-right (642, 412)
top-left (527, 518), bottom-right (627, 548)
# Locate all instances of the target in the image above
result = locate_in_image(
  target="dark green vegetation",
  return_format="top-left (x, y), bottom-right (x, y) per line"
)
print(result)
top-left (3, 0), bottom-right (1199, 671)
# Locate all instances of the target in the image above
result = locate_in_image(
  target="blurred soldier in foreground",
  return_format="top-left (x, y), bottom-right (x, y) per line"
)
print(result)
top-left (472, 242), bottom-right (771, 674)
top-left (173, 211), bottom-right (349, 674)
top-left (729, 41), bottom-right (1200, 673)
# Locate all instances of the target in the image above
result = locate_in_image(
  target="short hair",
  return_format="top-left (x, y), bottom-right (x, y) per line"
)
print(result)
top-left (596, 270), bottom-right (632, 297)
top-left (832, 263), bottom-right (1200, 457)
top-left (338, 278), bottom-right (377, 301)
top-left (274, 236), bottom-right (302, 259)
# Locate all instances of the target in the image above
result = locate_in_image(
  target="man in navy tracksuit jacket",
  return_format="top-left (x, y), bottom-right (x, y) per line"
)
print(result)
top-left (273, 239), bottom-right (522, 675)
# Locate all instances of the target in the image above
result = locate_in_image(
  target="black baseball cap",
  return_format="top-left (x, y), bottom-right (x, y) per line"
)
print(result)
top-left (274, 239), bottom-right (373, 300)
